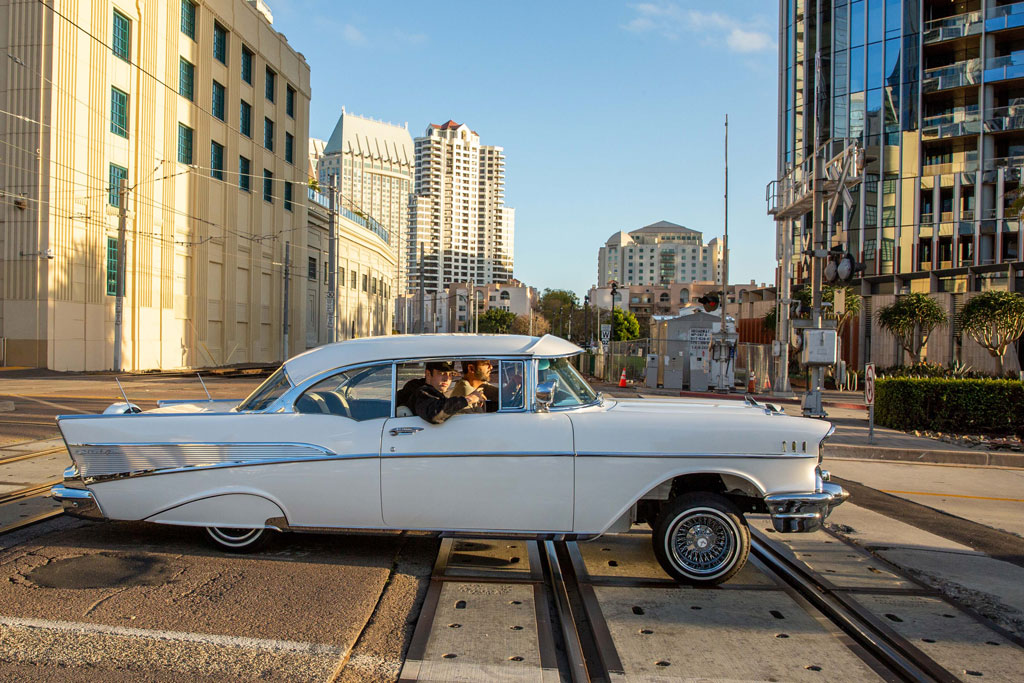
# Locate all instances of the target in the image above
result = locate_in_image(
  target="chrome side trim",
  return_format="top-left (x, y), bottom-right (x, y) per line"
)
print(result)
top-left (50, 485), bottom-right (104, 520)
top-left (382, 451), bottom-right (575, 459)
top-left (68, 442), bottom-right (335, 478)
top-left (156, 399), bottom-right (240, 408)
top-left (81, 452), bottom-right (379, 484)
top-left (576, 451), bottom-right (815, 459)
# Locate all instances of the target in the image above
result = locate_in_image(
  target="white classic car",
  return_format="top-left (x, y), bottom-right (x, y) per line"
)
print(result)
top-left (52, 334), bottom-right (847, 585)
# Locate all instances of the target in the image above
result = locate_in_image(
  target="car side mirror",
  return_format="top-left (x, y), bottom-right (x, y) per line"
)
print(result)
top-left (536, 380), bottom-right (557, 412)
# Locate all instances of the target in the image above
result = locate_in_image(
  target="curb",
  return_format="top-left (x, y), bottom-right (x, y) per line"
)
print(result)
top-left (825, 443), bottom-right (1024, 469)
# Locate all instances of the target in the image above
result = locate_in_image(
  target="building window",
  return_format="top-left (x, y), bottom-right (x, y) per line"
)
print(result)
top-left (362, 274), bottom-right (368, 291)
top-left (339, 267), bottom-right (345, 287)
top-left (263, 169), bottom-right (273, 202)
top-left (211, 80), bottom-right (225, 120)
top-left (864, 204), bottom-right (878, 226)
top-left (177, 123), bottom-right (193, 164)
top-left (263, 117), bottom-right (274, 150)
top-left (213, 22), bottom-right (227, 64)
top-left (286, 86), bottom-right (295, 117)
top-left (351, 271), bottom-right (357, 289)
top-left (106, 237), bottom-right (119, 296)
top-left (883, 174), bottom-right (898, 195)
top-left (285, 132), bottom-right (293, 163)
top-left (239, 156), bottom-right (251, 191)
top-left (882, 206), bottom-right (896, 227)
top-left (179, 58), bottom-right (194, 101)
top-left (180, 0), bottom-right (196, 40)
top-left (864, 173), bottom-right (879, 193)
top-left (284, 181), bottom-right (293, 211)
top-left (108, 163), bottom-right (127, 206)
top-left (880, 238), bottom-right (895, 262)
top-left (241, 46), bottom-right (253, 84)
top-left (112, 10), bottom-right (130, 61)
top-left (265, 66), bottom-right (275, 102)
top-left (308, 257), bottom-right (317, 280)
top-left (240, 100), bottom-right (251, 137)
top-left (210, 141), bottom-right (224, 180)
top-left (864, 239), bottom-right (877, 260)
top-left (110, 87), bottom-right (128, 137)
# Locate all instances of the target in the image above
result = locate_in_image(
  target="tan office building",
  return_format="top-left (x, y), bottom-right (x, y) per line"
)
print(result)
top-left (0, 0), bottom-right (310, 370)
top-left (317, 109), bottom-right (412, 296)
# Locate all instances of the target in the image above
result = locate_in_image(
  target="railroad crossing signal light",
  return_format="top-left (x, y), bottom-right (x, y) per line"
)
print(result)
top-left (697, 293), bottom-right (719, 312)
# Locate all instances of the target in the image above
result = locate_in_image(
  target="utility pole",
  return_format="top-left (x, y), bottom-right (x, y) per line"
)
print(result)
top-left (283, 241), bottom-right (291, 360)
top-left (113, 177), bottom-right (127, 371)
top-left (715, 116), bottom-right (731, 393)
top-left (805, 1), bottom-right (826, 417)
top-left (418, 243), bottom-right (426, 334)
top-left (327, 175), bottom-right (337, 344)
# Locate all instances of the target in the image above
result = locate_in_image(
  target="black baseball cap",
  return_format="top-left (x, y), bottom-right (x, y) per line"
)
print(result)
top-left (426, 361), bottom-right (456, 372)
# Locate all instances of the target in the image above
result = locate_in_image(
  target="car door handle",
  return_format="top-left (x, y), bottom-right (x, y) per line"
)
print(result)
top-left (390, 427), bottom-right (424, 436)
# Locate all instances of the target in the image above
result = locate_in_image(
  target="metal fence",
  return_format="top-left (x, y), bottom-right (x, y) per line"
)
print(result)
top-left (607, 339), bottom-right (652, 382)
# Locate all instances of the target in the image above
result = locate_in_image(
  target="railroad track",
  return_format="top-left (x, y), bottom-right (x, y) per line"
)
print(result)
top-left (0, 446), bottom-right (67, 534)
top-left (400, 527), bottom-right (1024, 681)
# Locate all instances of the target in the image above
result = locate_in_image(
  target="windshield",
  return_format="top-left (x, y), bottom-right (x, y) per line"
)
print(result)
top-left (236, 366), bottom-right (292, 412)
top-left (538, 357), bottom-right (598, 408)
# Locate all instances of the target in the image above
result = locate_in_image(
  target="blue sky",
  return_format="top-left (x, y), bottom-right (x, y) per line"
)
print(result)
top-left (271, 1), bottom-right (780, 299)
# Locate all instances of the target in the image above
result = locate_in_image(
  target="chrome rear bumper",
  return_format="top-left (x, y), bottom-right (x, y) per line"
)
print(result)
top-left (764, 470), bottom-right (849, 533)
top-left (50, 484), bottom-right (104, 520)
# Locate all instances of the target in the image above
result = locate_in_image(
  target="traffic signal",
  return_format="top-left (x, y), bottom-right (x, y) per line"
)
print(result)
top-left (823, 247), bottom-right (863, 283)
top-left (697, 293), bottom-right (719, 312)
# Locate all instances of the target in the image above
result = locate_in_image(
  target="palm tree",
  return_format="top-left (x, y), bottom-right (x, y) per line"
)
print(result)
top-left (877, 293), bottom-right (947, 364)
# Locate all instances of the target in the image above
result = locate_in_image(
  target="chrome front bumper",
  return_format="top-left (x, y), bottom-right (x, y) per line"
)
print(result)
top-left (50, 484), bottom-right (104, 520)
top-left (763, 469), bottom-right (850, 533)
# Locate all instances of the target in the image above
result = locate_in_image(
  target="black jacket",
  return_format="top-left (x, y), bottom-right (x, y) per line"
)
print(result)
top-left (412, 382), bottom-right (470, 424)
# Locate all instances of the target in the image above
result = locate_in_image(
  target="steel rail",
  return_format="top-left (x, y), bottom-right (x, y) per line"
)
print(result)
top-left (0, 446), bottom-right (67, 465)
top-left (0, 480), bottom-right (62, 507)
top-left (750, 534), bottom-right (960, 683)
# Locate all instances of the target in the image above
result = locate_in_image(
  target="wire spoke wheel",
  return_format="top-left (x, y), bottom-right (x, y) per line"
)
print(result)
top-left (670, 512), bottom-right (735, 575)
top-left (205, 526), bottom-right (269, 553)
top-left (653, 492), bottom-right (750, 586)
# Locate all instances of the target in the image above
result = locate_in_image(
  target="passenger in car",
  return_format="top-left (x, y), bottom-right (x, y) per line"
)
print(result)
top-left (449, 360), bottom-right (498, 413)
top-left (412, 361), bottom-right (485, 424)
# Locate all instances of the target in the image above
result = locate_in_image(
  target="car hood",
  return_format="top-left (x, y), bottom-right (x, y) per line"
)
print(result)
top-left (569, 397), bottom-right (832, 458)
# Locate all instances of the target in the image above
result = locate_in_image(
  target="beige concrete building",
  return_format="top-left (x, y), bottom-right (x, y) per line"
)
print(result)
top-left (0, 0), bottom-right (310, 370)
top-left (316, 110), bottom-right (412, 297)
top-left (408, 120), bottom-right (515, 294)
top-left (441, 280), bottom-right (537, 333)
top-left (597, 222), bottom-right (722, 288)
top-left (305, 189), bottom-right (395, 342)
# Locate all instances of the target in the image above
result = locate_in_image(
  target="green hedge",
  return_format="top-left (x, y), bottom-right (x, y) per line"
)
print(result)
top-left (875, 378), bottom-right (1024, 436)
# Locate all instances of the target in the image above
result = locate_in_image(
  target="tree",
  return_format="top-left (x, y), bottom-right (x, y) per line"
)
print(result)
top-left (511, 313), bottom-right (549, 336)
top-left (794, 285), bottom-right (862, 336)
top-left (612, 307), bottom-right (640, 341)
top-left (477, 308), bottom-right (516, 334)
top-left (308, 176), bottom-right (321, 192)
top-left (537, 289), bottom-right (580, 338)
top-left (877, 293), bottom-right (948, 364)
top-left (959, 291), bottom-right (1024, 375)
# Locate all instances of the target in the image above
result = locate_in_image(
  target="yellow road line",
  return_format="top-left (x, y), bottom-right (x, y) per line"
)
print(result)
top-left (882, 489), bottom-right (1024, 503)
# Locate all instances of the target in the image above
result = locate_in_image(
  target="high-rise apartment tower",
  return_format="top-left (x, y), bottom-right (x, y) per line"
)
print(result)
top-left (408, 121), bottom-right (515, 293)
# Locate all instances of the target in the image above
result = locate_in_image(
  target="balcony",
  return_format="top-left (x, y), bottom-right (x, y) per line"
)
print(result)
top-left (983, 154), bottom-right (1024, 171)
top-left (984, 51), bottom-right (1024, 83)
top-left (984, 104), bottom-right (1024, 132)
top-left (922, 105), bottom-right (981, 139)
top-left (922, 150), bottom-right (979, 175)
top-left (923, 10), bottom-right (983, 44)
top-left (922, 59), bottom-right (982, 92)
top-left (985, 2), bottom-right (1024, 32)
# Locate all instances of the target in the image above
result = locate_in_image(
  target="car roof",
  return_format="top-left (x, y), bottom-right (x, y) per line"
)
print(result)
top-left (283, 334), bottom-right (582, 385)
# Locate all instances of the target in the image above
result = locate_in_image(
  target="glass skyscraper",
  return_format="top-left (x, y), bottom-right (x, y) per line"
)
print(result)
top-left (773, 0), bottom-right (1023, 295)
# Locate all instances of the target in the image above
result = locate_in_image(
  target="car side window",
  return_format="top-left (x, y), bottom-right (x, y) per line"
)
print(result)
top-left (295, 364), bottom-right (393, 421)
top-left (499, 360), bottom-right (525, 411)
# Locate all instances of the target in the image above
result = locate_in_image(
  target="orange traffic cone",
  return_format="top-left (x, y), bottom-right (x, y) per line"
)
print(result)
top-left (762, 374), bottom-right (772, 393)
top-left (618, 368), bottom-right (628, 388)
top-left (747, 373), bottom-right (757, 394)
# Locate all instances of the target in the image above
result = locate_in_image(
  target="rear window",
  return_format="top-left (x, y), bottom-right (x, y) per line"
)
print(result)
top-left (236, 366), bottom-right (291, 412)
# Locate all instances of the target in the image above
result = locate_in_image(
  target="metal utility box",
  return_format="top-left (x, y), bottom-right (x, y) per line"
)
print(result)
top-left (648, 311), bottom-right (735, 391)
top-left (801, 328), bottom-right (837, 366)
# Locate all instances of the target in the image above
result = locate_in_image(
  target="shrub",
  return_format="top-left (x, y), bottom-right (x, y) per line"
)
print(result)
top-left (875, 378), bottom-right (1024, 436)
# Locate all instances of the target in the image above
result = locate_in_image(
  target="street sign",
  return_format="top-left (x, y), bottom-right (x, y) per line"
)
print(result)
top-left (600, 324), bottom-right (611, 344)
top-left (865, 363), bottom-right (875, 406)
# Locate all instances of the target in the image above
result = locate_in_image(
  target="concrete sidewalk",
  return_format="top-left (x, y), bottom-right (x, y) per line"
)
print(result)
top-left (595, 381), bottom-right (1024, 469)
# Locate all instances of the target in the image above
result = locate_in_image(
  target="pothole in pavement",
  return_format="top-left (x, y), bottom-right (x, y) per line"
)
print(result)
top-left (26, 552), bottom-right (177, 589)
